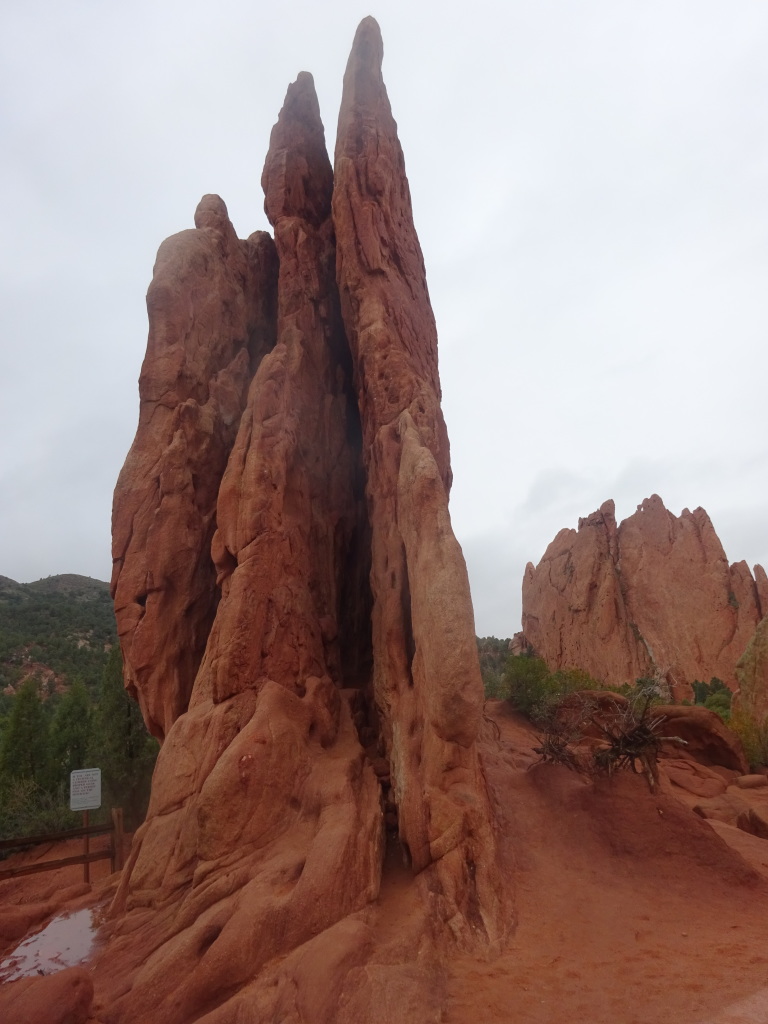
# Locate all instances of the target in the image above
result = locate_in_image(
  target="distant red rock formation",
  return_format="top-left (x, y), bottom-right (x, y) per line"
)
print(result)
top-left (520, 495), bottom-right (766, 699)
top-left (106, 19), bottom-right (509, 1022)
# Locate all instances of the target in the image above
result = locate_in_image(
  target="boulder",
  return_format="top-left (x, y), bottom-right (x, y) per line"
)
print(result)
top-left (0, 966), bottom-right (93, 1024)
top-left (736, 808), bottom-right (768, 840)
top-left (663, 758), bottom-right (727, 799)
top-left (0, 901), bottom-right (54, 948)
top-left (693, 791), bottom-right (751, 826)
top-left (735, 773), bottom-right (768, 790)
top-left (653, 705), bottom-right (748, 774)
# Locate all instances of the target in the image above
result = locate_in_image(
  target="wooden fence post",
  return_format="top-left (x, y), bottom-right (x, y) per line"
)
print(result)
top-left (111, 808), bottom-right (125, 871)
top-left (83, 809), bottom-right (90, 884)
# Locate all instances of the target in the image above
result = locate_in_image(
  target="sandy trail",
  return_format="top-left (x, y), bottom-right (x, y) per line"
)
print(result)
top-left (445, 707), bottom-right (768, 1024)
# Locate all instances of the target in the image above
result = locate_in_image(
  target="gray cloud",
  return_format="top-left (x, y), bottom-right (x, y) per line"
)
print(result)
top-left (1, 1), bottom-right (766, 642)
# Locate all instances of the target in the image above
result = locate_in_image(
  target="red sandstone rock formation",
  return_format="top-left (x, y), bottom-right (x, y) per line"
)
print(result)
top-left (521, 495), bottom-right (766, 699)
top-left (111, 199), bottom-right (277, 739)
top-left (0, 966), bottom-right (93, 1024)
top-left (333, 16), bottom-right (506, 941)
top-left (99, 20), bottom-right (508, 1023)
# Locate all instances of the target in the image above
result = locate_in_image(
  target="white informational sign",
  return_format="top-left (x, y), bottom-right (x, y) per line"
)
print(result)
top-left (70, 768), bottom-right (102, 811)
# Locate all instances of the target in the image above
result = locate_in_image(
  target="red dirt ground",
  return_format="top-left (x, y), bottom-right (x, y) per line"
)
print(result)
top-left (3, 709), bottom-right (768, 1023)
top-left (445, 705), bottom-right (768, 1024)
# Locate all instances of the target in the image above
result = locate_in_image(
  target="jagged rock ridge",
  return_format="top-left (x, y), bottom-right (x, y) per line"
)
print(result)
top-left (104, 18), bottom-right (509, 1023)
top-left (520, 494), bottom-right (766, 699)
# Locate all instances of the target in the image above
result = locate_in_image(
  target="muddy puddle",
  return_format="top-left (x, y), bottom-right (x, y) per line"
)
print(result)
top-left (0, 907), bottom-right (101, 981)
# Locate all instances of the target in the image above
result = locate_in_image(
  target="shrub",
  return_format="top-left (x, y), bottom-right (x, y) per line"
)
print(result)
top-left (704, 689), bottom-right (732, 721)
top-left (689, 677), bottom-right (733, 721)
top-left (0, 776), bottom-right (79, 843)
top-left (503, 655), bottom-right (552, 717)
top-left (730, 710), bottom-right (768, 771)
top-left (503, 656), bottom-right (600, 719)
top-left (477, 637), bottom-right (513, 698)
top-left (532, 688), bottom-right (687, 791)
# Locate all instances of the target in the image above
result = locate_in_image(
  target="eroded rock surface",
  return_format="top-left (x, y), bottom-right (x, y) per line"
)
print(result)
top-left (521, 495), bottom-right (766, 698)
top-left (99, 20), bottom-right (507, 1023)
top-left (333, 15), bottom-right (508, 944)
top-left (0, 966), bottom-right (93, 1024)
top-left (111, 198), bottom-right (278, 739)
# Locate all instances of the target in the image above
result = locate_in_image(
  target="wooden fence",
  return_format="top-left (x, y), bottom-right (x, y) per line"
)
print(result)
top-left (0, 808), bottom-right (125, 882)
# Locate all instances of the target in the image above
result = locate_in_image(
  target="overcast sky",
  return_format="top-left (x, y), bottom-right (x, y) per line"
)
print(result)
top-left (1, 0), bottom-right (766, 636)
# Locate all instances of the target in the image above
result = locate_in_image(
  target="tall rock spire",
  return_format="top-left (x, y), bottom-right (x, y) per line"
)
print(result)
top-left (333, 16), bottom-right (508, 944)
top-left (99, 21), bottom-right (509, 1023)
top-left (111, 197), bottom-right (278, 740)
top-left (105, 70), bottom-right (381, 1024)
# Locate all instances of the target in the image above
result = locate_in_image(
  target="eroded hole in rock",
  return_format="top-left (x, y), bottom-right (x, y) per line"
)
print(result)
top-left (197, 923), bottom-right (223, 956)
top-left (288, 859), bottom-right (306, 882)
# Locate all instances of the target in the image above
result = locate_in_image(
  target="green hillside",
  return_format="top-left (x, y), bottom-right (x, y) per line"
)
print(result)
top-left (0, 576), bottom-right (156, 834)
top-left (0, 574), bottom-right (117, 701)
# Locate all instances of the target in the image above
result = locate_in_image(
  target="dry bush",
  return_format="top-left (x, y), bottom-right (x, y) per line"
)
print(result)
top-left (532, 688), bottom-right (686, 791)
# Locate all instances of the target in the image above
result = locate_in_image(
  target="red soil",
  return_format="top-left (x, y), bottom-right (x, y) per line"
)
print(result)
top-left (3, 713), bottom-right (768, 1023)
top-left (445, 705), bottom-right (768, 1024)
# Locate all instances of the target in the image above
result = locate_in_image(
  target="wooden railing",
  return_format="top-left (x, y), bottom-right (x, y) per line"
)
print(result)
top-left (0, 808), bottom-right (125, 882)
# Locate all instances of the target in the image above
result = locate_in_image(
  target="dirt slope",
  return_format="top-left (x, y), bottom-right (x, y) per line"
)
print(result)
top-left (445, 703), bottom-right (768, 1024)
top-left (2, 705), bottom-right (768, 1023)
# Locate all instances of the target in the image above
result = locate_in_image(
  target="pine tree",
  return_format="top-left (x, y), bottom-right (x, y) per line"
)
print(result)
top-left (88, 646), bottom-right (158, 827)
top-left (50, 678), bottom-right (91, 783)
top-left (0, 679), bottom-right (51, 788)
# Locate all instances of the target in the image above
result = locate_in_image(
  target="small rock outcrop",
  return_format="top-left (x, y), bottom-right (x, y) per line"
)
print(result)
top-left (102, 19), bottom-right (509, 1023)
top-left (520, 495), bottom-right (766, 699)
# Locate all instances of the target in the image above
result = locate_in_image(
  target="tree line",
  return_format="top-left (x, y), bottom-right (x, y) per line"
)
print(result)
top-left (0, 646), bottom-right (157, 837)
